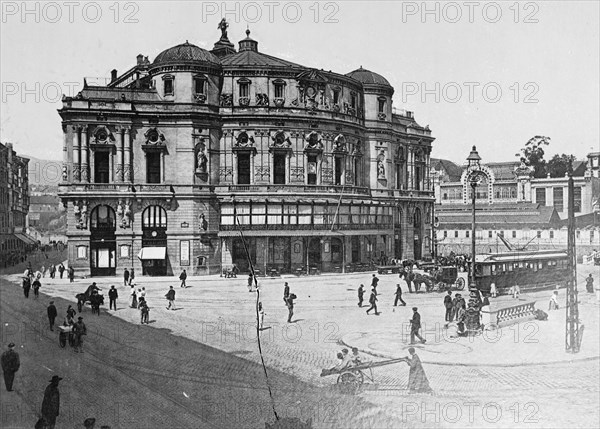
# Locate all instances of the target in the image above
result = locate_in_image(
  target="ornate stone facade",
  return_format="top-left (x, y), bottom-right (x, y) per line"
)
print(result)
top-left (58, 23), bottom-right (435, 277)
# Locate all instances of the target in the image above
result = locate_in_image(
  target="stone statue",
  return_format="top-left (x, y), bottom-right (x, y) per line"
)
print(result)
top-left (377, 150), bottom-right (386, 179)
top-left (200, 213), bottom-right (208, 231)
top-left (217, 18), bottom-right (229, 40)
top-left (73, 202), bottom-right (81, 228)
top-left (123, 200), bottom-right (131, 228)
top-left (197, 149), bottom-right (208, 173)
top-left (80, 201), bottom-right (88, 229)
top-left (333, 134), bottom-right (346, 152)
top-left (304, 131), bottom-right (322, 150)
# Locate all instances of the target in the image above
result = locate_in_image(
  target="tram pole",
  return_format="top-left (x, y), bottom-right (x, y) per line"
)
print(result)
top-left (565, 157), bottom-right (580, 353)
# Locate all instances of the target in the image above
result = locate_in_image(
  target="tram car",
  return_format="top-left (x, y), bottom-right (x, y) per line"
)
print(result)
top-left (470, 250), bottom-right (569, 295)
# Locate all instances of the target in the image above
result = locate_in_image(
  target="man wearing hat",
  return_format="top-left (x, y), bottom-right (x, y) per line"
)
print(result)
top-left (1, 343), bottom-right (20, 391)
top-left (47, 301), bottom-right (58, 331)
top-left (73, 317), bottom-right (87, 353)
top-left (409, 307), bottom-right (426, 344)
top-left (84, 417), bottom-right (96, 428)
top-left (41, 375), bottom-right (62, 428)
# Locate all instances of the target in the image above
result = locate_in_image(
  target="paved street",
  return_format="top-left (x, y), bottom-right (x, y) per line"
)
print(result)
top-left (1, 265), bottom-right (599, 428)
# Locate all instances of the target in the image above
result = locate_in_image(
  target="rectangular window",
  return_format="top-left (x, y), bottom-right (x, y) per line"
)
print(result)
top-left (550, 230), bottom-right (554, 239)
top-left (94, 151), bottom-right (110, 183)
top-left (351, 93), bottom-right (357, 109)
top-left (267, 205), bottom-right (282, 224)
top-left (354, 158), bottom-right (361, 186)
top-left (273, 153), bottom-right (286, 184)
top-left (537, 231), bottom-right (541, 238)
top-left (274, 84), bottom-right (284, 99)
top-left (553, 187), bottom-right (564, 212)
top-left (146, 152), bottom-right (161, 184)
top-left (298, 205), bottom-right (311, 225)
top-left (163, 78), bottom-right (173, 96)
top-left (574, 187), bottom-right (582, 213)
top-left (307, 154), bottom-right (317, 185)
top-left (378, 99), bottom-right (385, 113)
top-left (512, 231), bottom-right (516, 238)
top-left (236, 204), bottom-right (250, 225)
top-left (333, 90), bottom-right (339, 105)
top-left (239, 83), bottom-right (249, 98)
top-left (251, 204), bottom-right (265, 225)
top-left (194, 78), bottom-right (205, 95)
top-left (334, 157), bottom-right (343, 185)
top-left (77, 246), bottom-right (87, 259)
top-left (488, 231), bottom-right (493, 238)
top-left (237, 153), bottom-right (251, 185)
top-left (443, 231), bottom-right (448, 238)
top-left (454, 231), bottom-right (458, 238)
top-left (466, 230), bottom-right (470, 238)
top-left (535, 188), bottom-right (546, 206)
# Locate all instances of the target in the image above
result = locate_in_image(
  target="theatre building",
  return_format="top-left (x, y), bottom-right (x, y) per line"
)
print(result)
top-left (58, 24), bottom-right (435, 277)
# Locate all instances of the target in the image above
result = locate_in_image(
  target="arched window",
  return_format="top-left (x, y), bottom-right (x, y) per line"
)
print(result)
top-left (142, 205), bottom-right (167, 229)
top-left (90, 205), bottom-right (116, 230)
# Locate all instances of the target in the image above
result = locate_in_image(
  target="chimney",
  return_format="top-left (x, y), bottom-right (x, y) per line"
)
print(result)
top-left (111, 69), bottom-right (118, 82)
top-left (137, 54), bottom-right (144, 65)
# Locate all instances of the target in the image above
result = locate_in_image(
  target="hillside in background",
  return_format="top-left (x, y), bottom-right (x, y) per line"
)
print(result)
top-left (26, 156), bottom-right (62, 186)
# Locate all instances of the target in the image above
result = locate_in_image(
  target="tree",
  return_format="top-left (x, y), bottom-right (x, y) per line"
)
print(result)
top-left (546, 154), bottom-right (575, 178)
top-left (517, 136), bottom-right (551, 178)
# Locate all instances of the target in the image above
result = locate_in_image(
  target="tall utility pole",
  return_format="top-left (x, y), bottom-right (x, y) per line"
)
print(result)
top-left (565, 158), bottom-right (580, 353)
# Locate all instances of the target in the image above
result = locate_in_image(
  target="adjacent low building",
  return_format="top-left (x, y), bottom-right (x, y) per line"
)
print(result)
top-left (58, 24), bottom-right (435, 277)
top-left (432, 152), bottom-right (600, 256)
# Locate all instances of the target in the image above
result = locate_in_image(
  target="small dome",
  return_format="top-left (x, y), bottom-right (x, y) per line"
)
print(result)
top-left (153, 41), bottom-right (220, 66)
top-left (346, 67), bottom-right (391, 86)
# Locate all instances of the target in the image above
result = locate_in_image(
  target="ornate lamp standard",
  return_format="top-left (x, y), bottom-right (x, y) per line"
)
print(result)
top-left (465, 146), bottom-right (484, 334)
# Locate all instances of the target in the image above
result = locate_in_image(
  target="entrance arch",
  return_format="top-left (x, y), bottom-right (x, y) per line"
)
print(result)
top-left (141, 205), bottom-right (167, 276)
top-left (90, 205), bottom-right (116, 276)
top-left (308, 238), bottom-right (321, 270)
top-left (231, 237), bottom-right (256, 273)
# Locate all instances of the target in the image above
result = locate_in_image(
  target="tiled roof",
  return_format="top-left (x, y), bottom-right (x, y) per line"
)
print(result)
top-left (346, 67), bottom-right (391, 86)
top-left (437, 203), bottom-right (561, 228)
top-left (221, 50), bottom-right (304, 68)
top-left (153, 42), bottom-right (220, 66)
top-left (431, 158), bottom-right (463, 181)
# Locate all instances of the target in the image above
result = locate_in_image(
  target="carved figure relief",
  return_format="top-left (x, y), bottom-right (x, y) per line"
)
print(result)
top-left (220, 94), bottom-right (233, 107)
top-left (196, 141), bottom-right (208, 174)
top-left (235, 131), bottom-right (255, 147)
top-left (144, 128), bottom-right (165, 145)
top-left (62, 165), bottom-right (68, 181)
top-left (272, 131), bottom-right (291, 148)
top-left (333, 134), bottom-right (346, 152)
top-left (256, 93), bottom-right (269, 106)
top-left (200, 213), bottom-right (208, 231)
top-left (377, 150), bottom-right (386, 180)
top-left (123, 200), bottom-right (132, 228)
top-left (304, 131), bottom-right (323, 150)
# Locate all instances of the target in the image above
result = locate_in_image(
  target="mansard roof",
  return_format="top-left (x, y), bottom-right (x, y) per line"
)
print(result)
top-left (220, 49), bottom-right (305, 69)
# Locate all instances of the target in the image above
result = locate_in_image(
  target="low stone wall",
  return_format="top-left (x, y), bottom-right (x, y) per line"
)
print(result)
top-left (481, 300), bottom-right (537, 328)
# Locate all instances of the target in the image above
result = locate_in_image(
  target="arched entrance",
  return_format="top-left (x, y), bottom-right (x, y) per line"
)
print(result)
top-left (331, 237), bottom-right (343, 271)
top-left (413, 208), bottom-right (422, 260)
top-left (141, 205), bottom-right (167, 276)
top-left (90, 205), bottom-right (116, 276)
top-left (308, 238), bottom-right (321, 271)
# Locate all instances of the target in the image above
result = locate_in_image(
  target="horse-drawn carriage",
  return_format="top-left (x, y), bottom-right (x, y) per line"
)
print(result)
top-left (411, 266), bottom-right (465, 293)
top-left (75, 284), bottom-right (104, 313)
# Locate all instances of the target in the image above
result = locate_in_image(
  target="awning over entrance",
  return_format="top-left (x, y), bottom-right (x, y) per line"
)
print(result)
top-left (137, 247), bottom-right (166, 260)
top-left (14, 233), bottom-right (37, 245)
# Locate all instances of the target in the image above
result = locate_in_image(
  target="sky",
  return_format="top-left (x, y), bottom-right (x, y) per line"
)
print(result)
top-left (1, 1), bottom-right (599, 163)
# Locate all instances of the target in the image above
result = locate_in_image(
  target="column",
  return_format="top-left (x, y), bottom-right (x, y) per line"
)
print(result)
top-left (123, 127), bottom-right (132, 182)
top-left (62, 126), bottom-right (68, 183)
top-left (407, 147), bottom-right (414, 190)
top-left (250, 152), bottom-right (255, 184)
top-left (73, 126), bottom-right (81, 182)
top-left (81, 126), bottom-right (89, 182)
top-left (116, 127), bottom-right (124, 182)
top-left (161, 151), bottom-right (166, 183)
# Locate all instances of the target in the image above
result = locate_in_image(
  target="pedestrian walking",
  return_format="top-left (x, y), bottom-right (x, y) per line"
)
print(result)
top-left (283, 282), bottom-right (290, 302)
top-left (404, 347), bottom-right (432, 394)
top-left (258, 302), bottom-right (265, 330)
top-left (66, 305), bottom-right (76, 323)
top-left (165, 286), bottom-right (176, 310)
top-left (136, 289), bottom-right (143, 308)
top-left (409, 307), bottom-right (426, 344)
top-left (41, 265), bottom-right (46, 278)
top-left (130, 287), bottom-right (138, 308)
top-left (548, 290), bottom-right (560, 310)
top-left (47, 301), bottom-right (57, 331)
top-left (32, 277), bottom-right (41, 298)
top-left (512, 284), bottom-right (520, 299)
top-left (490, 282), bottom-right (497, 298)
top-left (285, 292), bottom-right (296, 323)
top-left (68, 266), bottom-right (75, 283)
top-left (357, 284), bottom-right (365, 307)
top-left (140, 301), bottom-right (150, 324)
top-left (1, 343), bottom-right (20, 392)
top-left (366, 288), bottom-right (379, 315)
top-left (108, 286), bottom-right (118, 310)
top-left (444, 291), bottom-right (453, 322)
top-left (22, 277), bottom-right (31, 298)
top-left (49, 264), bottom-right (56, 279)
top-left (73, 317), bottom-right (87, 353)
top-left (58, 263), bottom-right (65, 279)
top-left (179, 269), bottom-right (187, 288)
top-left (586, 274), bottom-right (594, 293)
top-left (129, 268), bottom-right (135, 286)
top-left (394, 284), bottom-right (406, 306)
top-left (123, 268), bottom-right (130, 287)
top-left (40, 375), bottom-right (62, 429)
top-left (371, 273), bottom-right (379, 289)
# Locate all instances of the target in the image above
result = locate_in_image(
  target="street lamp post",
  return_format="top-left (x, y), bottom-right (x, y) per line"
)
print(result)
top-left (466, 145), bottom-right (482, 288)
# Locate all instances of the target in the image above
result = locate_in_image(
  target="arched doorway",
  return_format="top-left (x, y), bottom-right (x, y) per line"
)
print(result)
top-left (90, 205), bottom-right (116, 276)
top-left (331, 237), bottom-right (343, 270)
top-left (141, 205), bottom-right (167, 276)
top-left (308, 238), bottom-right (321, 271)
top-left (394, 208), bottom-right (403, 259)
top-left (413, 208), bottom-right (422, 260)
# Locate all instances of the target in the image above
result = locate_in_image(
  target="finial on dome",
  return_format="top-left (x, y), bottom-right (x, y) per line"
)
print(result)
top-left (246, 28), bottom-right (250, 37)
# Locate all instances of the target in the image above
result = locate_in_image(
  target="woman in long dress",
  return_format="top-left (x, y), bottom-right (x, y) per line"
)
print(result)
top-left (130, 286), bottom-right (138, 308)
top-left (405, 347), bottom-right (433, 394)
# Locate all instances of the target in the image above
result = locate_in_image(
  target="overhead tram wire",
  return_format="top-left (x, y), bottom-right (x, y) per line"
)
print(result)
top-left (234, 211), bottom-right (280, 422)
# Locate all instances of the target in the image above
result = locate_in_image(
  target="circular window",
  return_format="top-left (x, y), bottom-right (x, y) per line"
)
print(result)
top-left (97, 131), bottom-right (107, 141)
top-left (148, 130), bottom-right (159, 143)
top-left (151, 231), bottom-right (157, 237)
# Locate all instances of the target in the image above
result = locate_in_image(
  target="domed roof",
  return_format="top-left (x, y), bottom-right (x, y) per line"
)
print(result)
top-left (346, 67), bottom-right (391, 86)
top-left (153, 41), bottom-right (220, 66)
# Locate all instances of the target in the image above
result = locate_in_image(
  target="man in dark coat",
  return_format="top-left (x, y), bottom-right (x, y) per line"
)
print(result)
top-left (123, 268), bottom-right (130, 287)
top-left (73, 317), bottom-right (87, 353)
top-left (444, 291), bottom-right (454, 322)
top-left (394, 284), bottom-right (406, 306)
top-left (1, 343), bottom-right (20, 391)
top-left (47, 301), bottom-right (58, 331)
top-left (586, 274), bottom-right (594, 293)
top-left (366, 288), bottom-right (379, 315)
top-left (286, 292), bottom-right (296, 323)
top-left (283, 282), bottom-right (290, 303)
top-left (41, 375), bottom-right (62, 428)
top-left (68, 266), bottom-right (75, 283)
top-left (357, 284), bottom-right (365, 307)
top-left (22, 277), bottom-right (31, 298)
top-left (32, 277), bottom-right (41, 298)
top-left (58, 263), bottom-right (65, 279)
top-left (108, 286), bottom-right (118, 310)
top-left (410, 307), bottom-right (426, 344)
top-left (179, 269), bottom-right (187, 288)
top-left (371, 274), bottom-right (379, 289)
top-left (165, 286), bottom-right (176, 310)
